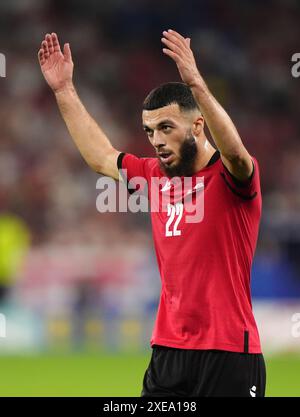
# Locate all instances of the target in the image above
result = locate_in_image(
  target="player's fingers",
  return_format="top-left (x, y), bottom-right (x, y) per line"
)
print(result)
top-left (161, 37), bottom-right (184, 56)
top-left (45, 33), bottom-right (51, 47)
top-left (162, 32), bottom-right (189, 55)
top-left (185, 38), bottom-right (191, 47)
top-left (162, 48), bottom-right (182, 64)
top-left (46, 33), bottom-right (54, 54)
top-left (42, 40), bottom-right (49, 58)
top-left (167, 29), bottom-right (187, 43)
top-left (51, 32), bottom-right (61, 53)
top-left (63, 43), bottom-right (72, 63)
top-left (38, 49), bottom-right (45, 65)
top-left (163, 29), bottom-right (187, 48)
top-left (162, 31), bottom-right (184, 48)
top-left (42, 40), bottom-right (48, 52)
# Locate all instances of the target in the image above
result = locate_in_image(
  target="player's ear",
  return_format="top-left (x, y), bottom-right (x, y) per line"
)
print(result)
top-left (192, 115), bottom-right (204, 136)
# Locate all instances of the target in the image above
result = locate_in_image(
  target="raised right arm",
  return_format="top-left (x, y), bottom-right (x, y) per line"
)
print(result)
top-left (38, 33), bottom-right (121, 180)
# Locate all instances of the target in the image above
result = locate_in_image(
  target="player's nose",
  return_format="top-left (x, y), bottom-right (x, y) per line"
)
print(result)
top-left (152, 132), bottom-right (166, 148)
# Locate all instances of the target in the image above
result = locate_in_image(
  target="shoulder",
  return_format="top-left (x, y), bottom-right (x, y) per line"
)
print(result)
top-left (118, 153), bottom-right (159, 174)
top-left (217, 155), bottom-right (261, 201)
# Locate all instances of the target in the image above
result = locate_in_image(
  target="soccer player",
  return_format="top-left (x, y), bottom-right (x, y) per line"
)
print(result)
top-left (38, 30), bottom-right (266, 397)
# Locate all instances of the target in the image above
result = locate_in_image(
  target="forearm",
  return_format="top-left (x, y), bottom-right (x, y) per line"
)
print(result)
top-left (161, 29), bottom-right (253, 180)
top-left (54, 84), bottom-right (114, 172)
top-left (190, 77), bottom-right (246, 161)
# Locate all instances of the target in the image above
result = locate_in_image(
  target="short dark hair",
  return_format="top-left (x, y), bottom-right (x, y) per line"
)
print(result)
top-left (143, 82), bottom-right (200, 112)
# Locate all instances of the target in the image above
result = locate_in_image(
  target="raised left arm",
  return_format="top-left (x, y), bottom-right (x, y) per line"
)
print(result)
top-left (161, 29), bottom-right (253, 181)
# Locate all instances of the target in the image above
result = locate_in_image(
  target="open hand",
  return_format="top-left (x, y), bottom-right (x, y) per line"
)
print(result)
top-left (38, 33), bottom-right (74, 93)
top-left (162, 29), bottom-right (201, 88)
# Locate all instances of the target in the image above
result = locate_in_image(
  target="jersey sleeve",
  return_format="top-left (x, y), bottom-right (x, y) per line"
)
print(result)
top-left (117, 152), bottom-right (149, 195)
top-left (220, 157), bottom-right (260, 200)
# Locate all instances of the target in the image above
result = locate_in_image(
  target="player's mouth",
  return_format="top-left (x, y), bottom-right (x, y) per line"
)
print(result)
top-left (157, 151), bottom-right (175, 165)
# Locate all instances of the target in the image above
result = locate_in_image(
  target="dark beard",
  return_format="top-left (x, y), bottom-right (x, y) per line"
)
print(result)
top-left (159, 133), bottom-right (198, 177)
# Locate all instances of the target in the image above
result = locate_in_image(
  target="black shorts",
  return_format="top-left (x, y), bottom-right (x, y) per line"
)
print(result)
top-left (141, 345), bottom-right (266, 397)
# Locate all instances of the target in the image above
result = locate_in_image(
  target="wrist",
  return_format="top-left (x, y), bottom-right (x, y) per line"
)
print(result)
top-left (53, 81), bottom-right (75, 95)
top-left (188, 75), bottom-right (206, 92)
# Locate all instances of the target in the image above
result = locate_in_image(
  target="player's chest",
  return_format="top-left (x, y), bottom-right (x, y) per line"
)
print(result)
top-left (148, 173), bottom-right (224, 239)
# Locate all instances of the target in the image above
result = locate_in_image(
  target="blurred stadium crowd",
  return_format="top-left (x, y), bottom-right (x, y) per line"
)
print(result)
top-left (0, 0), bottom-right (300, 351)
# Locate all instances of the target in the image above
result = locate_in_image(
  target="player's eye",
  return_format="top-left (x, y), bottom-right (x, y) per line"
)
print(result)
top-left (144, 128), bottom-right (153, 137)
top-left (162, 125), bottom-right (172, 133)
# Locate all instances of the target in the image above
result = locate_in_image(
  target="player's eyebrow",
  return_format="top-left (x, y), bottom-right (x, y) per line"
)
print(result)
top-left (143, 119), bottom-right (176, 130)
top-left (157, 119), bottom-right (176, 127)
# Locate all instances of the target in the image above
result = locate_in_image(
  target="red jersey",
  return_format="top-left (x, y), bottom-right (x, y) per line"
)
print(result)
top-left (118, 150), bottom-right (262, 353)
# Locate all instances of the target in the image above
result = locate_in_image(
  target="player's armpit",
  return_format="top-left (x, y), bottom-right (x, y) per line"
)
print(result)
top-left (95, 148), bottom-right (122, 181)
top-left (220, 148), bottom-right (254, 183)
top-left (220, 155), bottom-right (260, 201)
top-left (116, 152), bottom-right (149, 195)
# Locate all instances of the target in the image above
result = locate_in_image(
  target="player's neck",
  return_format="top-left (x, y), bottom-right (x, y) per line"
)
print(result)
top-left (194, 139), bottom-right (216, 172)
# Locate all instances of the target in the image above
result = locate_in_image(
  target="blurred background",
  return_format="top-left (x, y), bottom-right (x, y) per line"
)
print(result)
top-left (0, 0), bottom-right (300, 396)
